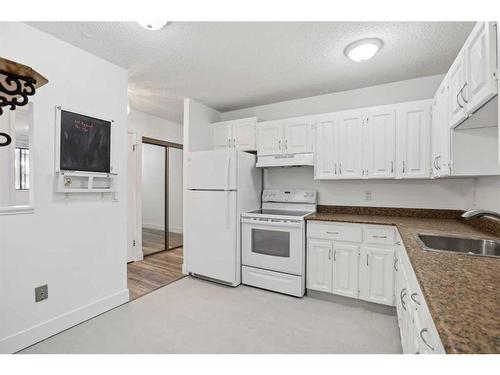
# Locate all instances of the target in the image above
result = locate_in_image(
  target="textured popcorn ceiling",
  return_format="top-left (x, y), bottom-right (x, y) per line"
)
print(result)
top-left (28, 21), bottom-right (474, 124)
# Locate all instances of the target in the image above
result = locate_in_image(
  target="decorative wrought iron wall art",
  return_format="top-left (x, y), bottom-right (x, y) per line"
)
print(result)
top-left (0, 69), bottom-right (37, 116)
top-left (0, 57), bottom-right (47, 147)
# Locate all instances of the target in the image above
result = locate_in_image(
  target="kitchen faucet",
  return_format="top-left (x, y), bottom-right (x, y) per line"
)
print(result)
top-left (461, 210), bottom-right (500, 221)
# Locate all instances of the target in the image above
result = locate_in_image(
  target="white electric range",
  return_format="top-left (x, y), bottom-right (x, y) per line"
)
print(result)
top-left (241, 189), bottom-right (317, 297)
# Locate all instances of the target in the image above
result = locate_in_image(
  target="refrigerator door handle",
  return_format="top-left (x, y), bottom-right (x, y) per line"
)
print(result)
top-left (225, 191), bottom-right (231, 229)
top-left (225, 154), bottom-right (231, 190)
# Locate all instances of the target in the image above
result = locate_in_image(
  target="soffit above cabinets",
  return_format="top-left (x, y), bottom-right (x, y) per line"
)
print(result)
top-left (27, 22), bottom-right (474, 123)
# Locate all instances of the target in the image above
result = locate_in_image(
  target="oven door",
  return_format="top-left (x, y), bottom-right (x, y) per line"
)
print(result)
top-left (241, 217), bottom-right (304, 275)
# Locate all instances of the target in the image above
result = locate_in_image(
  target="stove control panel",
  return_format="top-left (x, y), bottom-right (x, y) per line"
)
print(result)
top-left (262, 189), bottom-right (317, 204)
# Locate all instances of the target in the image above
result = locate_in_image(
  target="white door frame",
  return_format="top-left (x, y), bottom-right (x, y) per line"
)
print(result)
top-left (127, 131), bottom-right (143, 262)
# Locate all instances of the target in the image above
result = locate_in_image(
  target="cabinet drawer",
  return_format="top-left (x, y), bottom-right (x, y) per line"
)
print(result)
top-left (364, 227), bottom-right (395, 246)
top-left (307, 222), bottom-right (362, 242)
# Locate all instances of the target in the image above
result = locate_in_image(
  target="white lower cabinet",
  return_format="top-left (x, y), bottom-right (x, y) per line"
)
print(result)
top-left (306, 239), bottom-right (333, 293)
top-left (332, 242), bottom-right (359, 298)
top-left (307, 221), bottom-right (446, 353)
top-left (307, 221), bottom-right (394, 306)
top-left (359, 245), bottom-right (394, 306)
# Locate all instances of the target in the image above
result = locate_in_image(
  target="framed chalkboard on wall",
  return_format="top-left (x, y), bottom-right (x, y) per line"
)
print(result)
top-left (56, 107), bottom-right (113, 173)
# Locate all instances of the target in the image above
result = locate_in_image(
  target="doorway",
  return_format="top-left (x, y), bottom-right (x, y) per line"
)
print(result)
top-left (141, 137), bottom-right (183, 255)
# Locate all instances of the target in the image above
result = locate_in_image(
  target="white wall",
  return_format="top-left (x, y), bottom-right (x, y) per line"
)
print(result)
top-left (474, 176), bottom-right (500, 212)
top-left (168, 147), bottom-right (183, 233)
top-left (0, 23), bottom-right (129, 353)
top-left (223, 74), bottom-right (486, 210)
top-left (141, 143), bottom-right (165, 230)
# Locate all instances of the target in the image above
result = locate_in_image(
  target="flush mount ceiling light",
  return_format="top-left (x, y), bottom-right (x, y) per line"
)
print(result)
top-left (344, 38), bottom-right (383, 62)
top-left (137, 21), bottom-right (168, 31)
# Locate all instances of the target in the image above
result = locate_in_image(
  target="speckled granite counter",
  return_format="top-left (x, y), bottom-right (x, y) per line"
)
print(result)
top-left (305, 207), bottom-right (500, 354)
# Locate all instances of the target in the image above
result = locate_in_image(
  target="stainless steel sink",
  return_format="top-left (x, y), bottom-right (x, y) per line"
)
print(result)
top-left (415, 233), bottom-right (500, 258)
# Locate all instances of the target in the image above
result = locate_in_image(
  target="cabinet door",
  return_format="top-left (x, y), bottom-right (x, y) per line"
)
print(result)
top-left (332, 242), bottom-right (359, 299)
top-left (256, 120), bottom-right (284, 156)
top-left (314, 114), bottom-right (339, 179)
top-left (431, 81), bottom-right (451, 178)
top-left (359, 246), bottom-right (395, 306)
top-left (284, 117), bottom-right (314, 154)
top-left (448, 51), bottom-right (467, 127)
top-left (365, 107), bottom-right (396, 178)
top-left (464, 22), bottom-right (498, 114)
top-left (396, 101), bottom-right (431, 179)
top-left (232, 117), bottom-right (256, 151)
top-left (338, 110), bottom-right (364, 179)
top-left (307, 239), bottom-right (333, 293)
top-left (211, 121), bottom-right (230, 150)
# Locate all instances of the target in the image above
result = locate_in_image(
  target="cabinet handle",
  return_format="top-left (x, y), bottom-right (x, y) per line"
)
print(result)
top-left (233, 138), bottom-right (236, 148)
top-left (402, 161), bottom-right (406, 173)
top-left (334, 249), bottom-right (336, 261)
top-left (391, 160), bottom-right (394, 173)
top-left (411, 292), bottom-right (421, 305)
top-left (366, 254), bottom-right (369, 266)
top-left (227, 138), bottom-right (231, 148)
top-left (334, 163), bottom-right (337, 175)
top-left (394, 257), bottom-right (398, 271)
top-left (278, 139), bottom-right (282, 151)
top-left (326, 231), bottom-right (340, 235)
top-left (437, 155), bottom-right (441, 170)
top-left (339, 163), bottom-right (342, 174)
top-left (328, 249), bottom-right (331, 260)
top-left (372, 235), bottom-right (387, 239)
top-left (420, 328), bottom-right (435, 351)
top-left (456, 89), bottom-right (464, 109)
top-left (396, 241), bottom-right (401, 246)
top-left (285, 139), bottom-right (288, 151)
top-left (400, 288), bottom-right (407, 311)
top-left (460, 82), bottom-right (468, 104)
top-left (433, 156), bottom-right (438, 171)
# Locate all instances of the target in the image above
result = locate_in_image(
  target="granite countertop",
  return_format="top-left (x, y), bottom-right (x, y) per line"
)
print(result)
top-left (305, 208), bottom-right (500, 354)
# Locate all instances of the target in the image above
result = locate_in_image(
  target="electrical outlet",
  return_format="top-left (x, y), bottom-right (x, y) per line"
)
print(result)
top-left (365, 190), bottom-right (372, 201)
top-left (35, 284), bottom-right (48, 302)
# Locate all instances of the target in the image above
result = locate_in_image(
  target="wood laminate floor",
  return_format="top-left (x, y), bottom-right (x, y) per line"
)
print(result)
top-left (142, 227), bottom-right (183, 256)
top-left (127, 247), bottom-right (184, 300)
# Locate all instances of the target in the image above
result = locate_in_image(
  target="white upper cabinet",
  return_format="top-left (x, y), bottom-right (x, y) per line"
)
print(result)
top-left (284, 117), bottom-right (314, 154)
top-left (307, 239), bottom-right (333, 293)
top-left (338, 110), bottom-right (364, 179)
top-left (432, 80), bottom-right (451, 178)
top-left (211, 117), bottom-right (257, 151)
top-left (463, 22), bottom-right (498, 114)
top-left (365, 106), bottom-right (396, 179)
top-left (332, 242), bottom-right (359, 299)
top-left (232, 117), bottom-right (257, 151)
top-left (448, 51), bottom-right (468, 127)
top-left (211, 121), bottom-right (231, 150)
top-left (256, 120), bottom-right (284, 155)
top-left (257, 117), bottom-right (314, 156)
top-left (359, 245), bottom-right (395, 306)
top-left (314, 113), bottom-right (339, 179)
top-left (396, 101), bottom-right (432, 179)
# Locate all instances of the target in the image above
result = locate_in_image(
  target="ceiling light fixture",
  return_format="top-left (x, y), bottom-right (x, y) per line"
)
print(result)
top-left (344, 38), bottom-right (383, 62)
top-left (137, 21), bottom-right (168, 31)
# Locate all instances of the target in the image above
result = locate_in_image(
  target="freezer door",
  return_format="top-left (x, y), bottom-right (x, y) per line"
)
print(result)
top-left (185, 190), bottom-right (238, 284)
top-left (186, 149), bottom-right (237, 190)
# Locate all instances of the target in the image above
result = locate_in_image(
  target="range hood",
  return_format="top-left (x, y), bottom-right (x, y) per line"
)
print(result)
top-left (256, 153), bottom-right (314, 168)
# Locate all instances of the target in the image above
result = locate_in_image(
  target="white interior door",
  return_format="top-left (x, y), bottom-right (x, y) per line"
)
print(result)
top-left (127, 133), bottom-right (138, 262)
top-left (365, 107), bottom-right (396, 178)
top-left (185, 190), bottom-right (237, 283)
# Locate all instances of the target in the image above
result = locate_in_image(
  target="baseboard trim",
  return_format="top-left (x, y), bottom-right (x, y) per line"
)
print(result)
top-left (0, 288), bottom-right (130, 354)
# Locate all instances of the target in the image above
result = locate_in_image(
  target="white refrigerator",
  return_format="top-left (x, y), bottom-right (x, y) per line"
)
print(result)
top-left (185, 149), bottom-right (261, 286)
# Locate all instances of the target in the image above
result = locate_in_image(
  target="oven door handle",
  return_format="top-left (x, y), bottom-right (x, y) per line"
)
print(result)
top-left (241, 218), bottom-right (303, 228)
